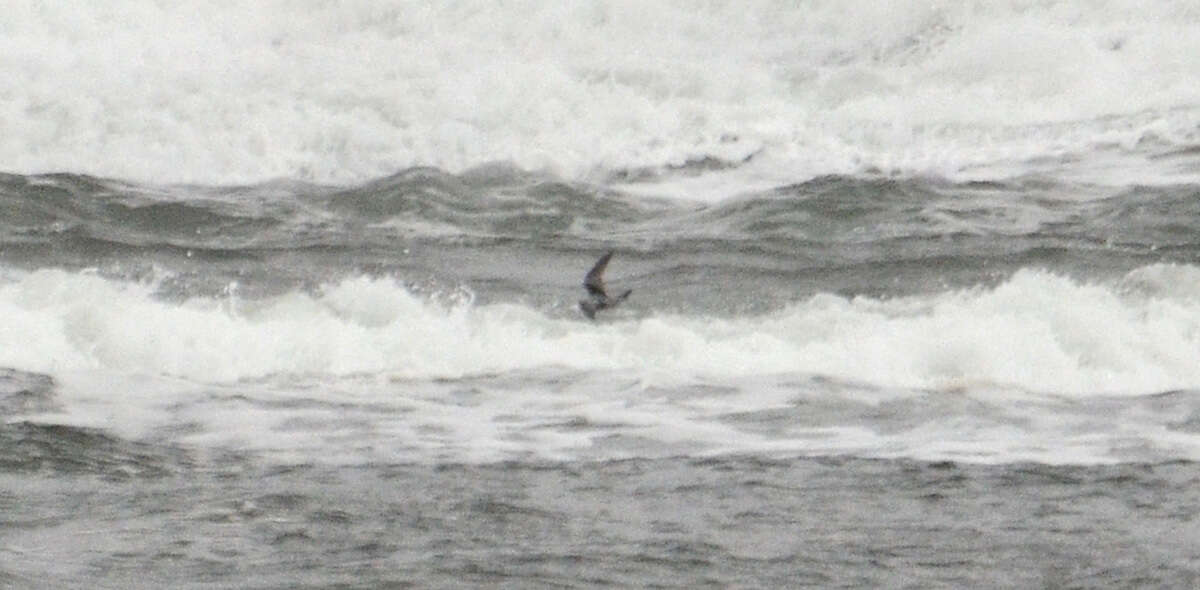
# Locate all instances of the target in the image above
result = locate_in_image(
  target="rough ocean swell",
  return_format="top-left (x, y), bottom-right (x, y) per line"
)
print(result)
top-left (4, 169), bottom-right (1200, 467)
top-left (3, 2), bottom-right (1200, 588)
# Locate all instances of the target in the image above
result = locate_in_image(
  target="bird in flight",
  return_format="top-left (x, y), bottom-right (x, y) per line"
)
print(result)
top-left (579, 251), bottom-right (631, 320)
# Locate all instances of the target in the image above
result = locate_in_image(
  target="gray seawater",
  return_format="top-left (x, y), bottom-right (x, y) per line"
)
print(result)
top-left (3, 168), bottom-right (1200, 588)
top-left (7, 168), bottom-right (1199, 308)
top-left (4, 446), bottom-right (1199, 588)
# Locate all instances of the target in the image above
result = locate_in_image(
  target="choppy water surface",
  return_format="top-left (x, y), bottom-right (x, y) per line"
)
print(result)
top-left (4, 169), bottom-right (1200, 587)
top-left (5, 450), bottom-right (1200, 589)
top-left (5, 1), bottom-right (1200, 587)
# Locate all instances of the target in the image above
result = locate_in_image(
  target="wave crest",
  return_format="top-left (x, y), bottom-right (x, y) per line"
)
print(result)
top-left (4, 266), bottom-right (1200, 396)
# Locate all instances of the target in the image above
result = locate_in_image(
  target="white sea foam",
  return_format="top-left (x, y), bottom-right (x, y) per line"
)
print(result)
top-left (4, 265), bottom-right (1200, 395)
top-left (3, 1), bottom-right (1200, 190)
top-left (7, 266), bottom-right (1200, 464)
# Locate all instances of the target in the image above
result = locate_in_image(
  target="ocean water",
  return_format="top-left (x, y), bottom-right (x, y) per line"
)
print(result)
top-left (3, 1), bottom-right (1200, 588)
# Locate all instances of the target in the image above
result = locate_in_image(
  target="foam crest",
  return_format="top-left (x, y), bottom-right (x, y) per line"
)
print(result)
top-left (3, 1), bottom-right (1200, 187)
top-left (3, 266), bottom-right (1200, 397)
top-left (770, 269), bottom-right (1200, 395)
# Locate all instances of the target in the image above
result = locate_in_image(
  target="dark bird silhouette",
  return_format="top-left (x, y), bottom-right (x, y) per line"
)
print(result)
top-left (579, 251), bottom-right (631, 320)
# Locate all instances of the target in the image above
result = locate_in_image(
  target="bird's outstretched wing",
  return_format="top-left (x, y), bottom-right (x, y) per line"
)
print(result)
top-left (583, 251), bottom-right (613, 299)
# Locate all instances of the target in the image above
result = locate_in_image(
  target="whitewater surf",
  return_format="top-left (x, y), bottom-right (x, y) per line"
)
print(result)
top-left (3, 2), bottom-right (1200, 588)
